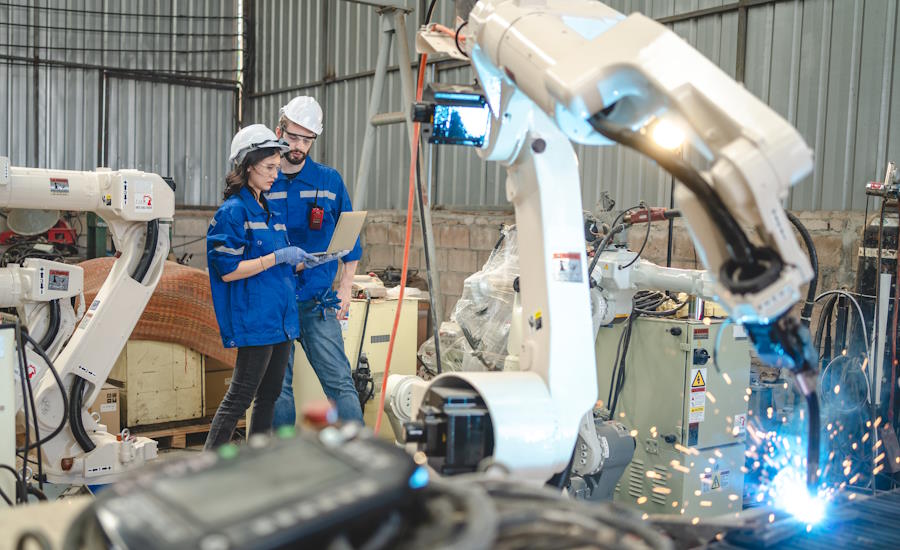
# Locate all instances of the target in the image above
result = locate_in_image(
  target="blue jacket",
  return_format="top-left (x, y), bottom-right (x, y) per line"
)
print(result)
top-left (265, 158), bottom-right (363, 302)
top-left (207, 186), bottom-right (300, 348)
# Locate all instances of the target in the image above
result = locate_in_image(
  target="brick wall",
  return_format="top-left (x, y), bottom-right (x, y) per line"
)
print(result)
top-left (171, 209), bottom-right (216, 270)
top-left (359, 209), bottom-right (515, 320)
top-left (171, 208), bottom-right (870, 322)
top-left (625, 210), bottom-right (866, 293)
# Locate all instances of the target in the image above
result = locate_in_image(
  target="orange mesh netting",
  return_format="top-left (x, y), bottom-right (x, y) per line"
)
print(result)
top-left (79, 257), bottom-right (236, 369)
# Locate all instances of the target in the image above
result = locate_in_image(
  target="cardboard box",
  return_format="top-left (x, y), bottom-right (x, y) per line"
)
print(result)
top-left (112, 340), bottom-right (204, 427)
top-left (205, 369), bottom-right (233, 417)
top-left (88, 384), bottom-right (120, 435)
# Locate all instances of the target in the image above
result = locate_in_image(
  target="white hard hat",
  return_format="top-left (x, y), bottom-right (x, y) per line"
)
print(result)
top-left (229, 124), bottom-right (290, 165)
top-left (279, 96), bottom-right (324, 135)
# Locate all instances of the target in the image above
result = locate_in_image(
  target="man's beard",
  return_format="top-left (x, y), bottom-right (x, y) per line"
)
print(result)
top-left (284, 150), bottom-right (307, 165)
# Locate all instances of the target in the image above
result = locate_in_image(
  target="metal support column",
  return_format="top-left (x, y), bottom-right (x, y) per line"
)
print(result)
top-left (352, 3), bottom-right (443, 369)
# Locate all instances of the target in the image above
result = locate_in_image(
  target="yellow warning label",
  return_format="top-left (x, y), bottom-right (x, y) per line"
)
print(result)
top-left (691, 370), bottom-right (706, 388)
top-left (711, 474), bottom-right (720, 490)
top-left (535, 310), bottom-right (542, 319)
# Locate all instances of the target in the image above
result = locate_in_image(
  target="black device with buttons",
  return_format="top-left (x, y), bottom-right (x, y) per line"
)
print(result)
top-left (77, 429), bottom-right (426, 550)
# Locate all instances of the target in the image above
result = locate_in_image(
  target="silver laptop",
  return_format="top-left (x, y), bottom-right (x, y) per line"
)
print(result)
top-left (310, 211), bottom-right (367, 256)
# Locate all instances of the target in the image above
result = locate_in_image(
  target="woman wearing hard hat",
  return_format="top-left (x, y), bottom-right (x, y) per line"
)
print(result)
top-left (204, 124), bottom-right (314, 449)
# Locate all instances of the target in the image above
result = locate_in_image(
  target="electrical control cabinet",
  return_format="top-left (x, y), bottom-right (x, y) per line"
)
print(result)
top-left (596, 317), bottom-right (751, 517)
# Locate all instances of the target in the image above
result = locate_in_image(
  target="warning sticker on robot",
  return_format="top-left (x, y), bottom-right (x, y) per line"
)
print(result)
top-left (48, 269), bottom-right (69, 291)
top-left (50, 178), bottom-right (69, 194)
top-left (78, 312), bottom-right (93, 330)
top-left (551, 252), bottom-right (582, 283)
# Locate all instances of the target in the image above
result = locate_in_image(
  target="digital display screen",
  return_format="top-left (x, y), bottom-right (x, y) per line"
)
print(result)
top-left (154, 443), bottom-right (358, 526)
top-left (430, 103), bottom-right (491, 147)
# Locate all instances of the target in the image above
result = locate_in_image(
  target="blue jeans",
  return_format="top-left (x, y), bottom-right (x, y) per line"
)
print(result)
top-left (272, 299), bottom-right (364, 427)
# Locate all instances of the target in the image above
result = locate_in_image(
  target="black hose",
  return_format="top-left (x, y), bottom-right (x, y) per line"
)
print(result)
top-left (19, 332), bottom-right (69, 448)
top-left (588, 224), bottom-right (622, 279)
top-left (26, 484), bottom-right (48, 501)
top-left (355, 296), bottom-right (372, 370)
top-left (20, 336), bottom-right (43, 490)
top-left (0, 463), bottom-right (25, 507)
top-left (415, 142), bottom-right (442, 374)
top-left (37, 299), bottom-right (60, 351)
top-left (806, 392), bottom-right (820, 489)
top-left (68, 377), bottom-right (96, 453)
top-left (589, 115), bottom-right (754, 265)
top-left (131, 219), bottom-right (159, 283)
top-left (547, 447), bottom-right (575, 490)
top-left (13, 322), bottom-right (30, 502)
top-left (813, 294), bottom-right (838, 367)
top-left (785, 211), bottom-right (819, 327)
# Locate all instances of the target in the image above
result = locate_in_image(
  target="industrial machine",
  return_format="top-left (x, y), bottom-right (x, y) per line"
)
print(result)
top-left (1, 259), bottom-right (85, 408)
top-left (1, 155), bottom-right (174, 486)
top-left (291, 295), bottom-right (420, 438)
top-left (596, 317), bottom-right (751, 516)
top-left (67, 428), bottom-right (425, 550)
top-left (397, 0), bottom-right (820, 490)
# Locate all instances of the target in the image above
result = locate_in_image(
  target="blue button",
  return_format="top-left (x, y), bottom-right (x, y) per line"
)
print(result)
top-left (409, 466), bottom-right (428, 490)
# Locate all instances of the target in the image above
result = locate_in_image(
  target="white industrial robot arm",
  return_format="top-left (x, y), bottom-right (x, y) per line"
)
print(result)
top-left (402, 0), bottom-right (819, 486)
top-left (590, 248), bottom-right (717, 327)
top-left (0, 259), bottom-right (84, 412)
top-left (466, 0), bottom-right (813, 324)
top-left (0, 156), bottom-right (174, 484)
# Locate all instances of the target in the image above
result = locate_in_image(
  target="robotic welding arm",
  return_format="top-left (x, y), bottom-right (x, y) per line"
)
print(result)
top-left (590, 248), bottom-right (717, 326)
top-left (0, 156), bottom-right (174, 484)
top-left (466, 0), bottom-right (813, 324)
top-left (401, 0), bottom-right (820, 486)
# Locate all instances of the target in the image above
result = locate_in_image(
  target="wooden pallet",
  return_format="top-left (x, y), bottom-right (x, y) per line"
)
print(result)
top-left (130, 416), bottom-right (246, 449)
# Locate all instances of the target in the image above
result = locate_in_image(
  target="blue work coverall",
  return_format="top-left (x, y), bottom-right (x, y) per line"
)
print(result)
top-left (205, 186), bottom-right (300, 448)
top-left (265, 158), bottom-right (364, 425)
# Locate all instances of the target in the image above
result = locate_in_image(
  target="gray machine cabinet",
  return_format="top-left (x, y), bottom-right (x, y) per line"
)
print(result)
top-left (595, 317), bottom-right (751, 517)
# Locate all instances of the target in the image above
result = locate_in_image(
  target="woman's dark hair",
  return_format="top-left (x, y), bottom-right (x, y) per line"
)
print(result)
top-left (223, 147), bottom-right (282, 200)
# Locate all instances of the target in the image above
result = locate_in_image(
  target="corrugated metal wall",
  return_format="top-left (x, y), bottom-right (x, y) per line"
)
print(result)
top-left (0, 0), bottom-right (240, 207)
top-left (248, 0), bottom-right (900, 212)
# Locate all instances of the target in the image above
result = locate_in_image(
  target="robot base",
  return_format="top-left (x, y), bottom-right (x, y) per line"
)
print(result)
top-left (43, 431), bottom-right (158, 486)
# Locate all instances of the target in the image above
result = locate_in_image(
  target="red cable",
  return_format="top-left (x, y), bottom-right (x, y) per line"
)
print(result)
top-left (374, 53), bottom-right (429, 435)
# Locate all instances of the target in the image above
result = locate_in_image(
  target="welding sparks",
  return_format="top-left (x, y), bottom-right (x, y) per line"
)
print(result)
top-left (769, 467), bottom-right (827, 525)
top-left (723, 373), bottom-right (732, 385)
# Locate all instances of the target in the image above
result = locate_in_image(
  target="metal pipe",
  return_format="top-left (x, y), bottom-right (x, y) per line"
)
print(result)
top-left (0, 54), bottom-right (239, 89)
top-left (371, 112), bottom-right (407, 126)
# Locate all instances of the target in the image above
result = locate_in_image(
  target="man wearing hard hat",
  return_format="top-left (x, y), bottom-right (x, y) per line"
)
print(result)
top-left (267, 96), bottom-right (365, 425)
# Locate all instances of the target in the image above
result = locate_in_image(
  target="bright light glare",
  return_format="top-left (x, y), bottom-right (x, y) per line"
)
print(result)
top-left (651, 119), bottom-right (686, 150)
top-left (771, 468), bottom-right (826, 525)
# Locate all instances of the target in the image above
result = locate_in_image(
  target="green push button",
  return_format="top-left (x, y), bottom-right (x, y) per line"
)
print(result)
top-left (276, 425), bottom-right (296, 439)
top-left (218, 443), bottom-right (239, 460)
